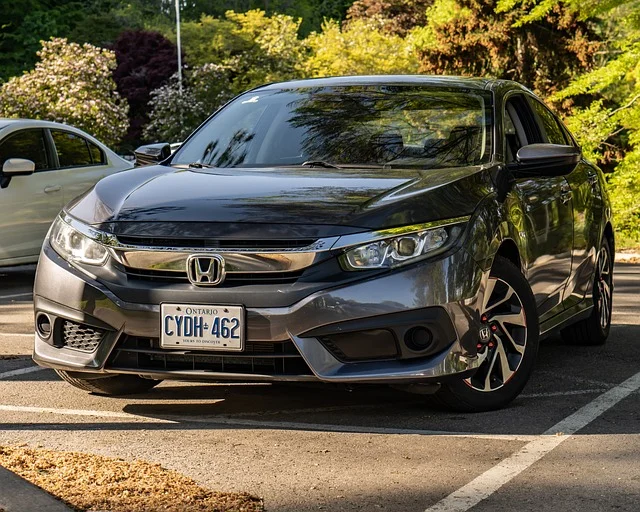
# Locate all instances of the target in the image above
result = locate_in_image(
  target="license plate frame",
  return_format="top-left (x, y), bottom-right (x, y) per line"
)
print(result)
top-left (160, 303), bottom-right (245, 352)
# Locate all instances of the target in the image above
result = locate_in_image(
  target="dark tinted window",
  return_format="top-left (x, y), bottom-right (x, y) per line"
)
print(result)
top-left (173, 86), bottom-right (493, 169)
top-left (504, 108), bottom-right (523, 163)
top-left (0, 129), bottom-right (49, 170)
top-left (52, 130), bottom-right (92, 167)
top-left (528, 98), bottom-right (567, 145)
top-left (88, 142), bottom-right (105, 164)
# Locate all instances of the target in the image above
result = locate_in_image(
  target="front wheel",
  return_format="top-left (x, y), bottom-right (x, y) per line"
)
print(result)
top-left (429, 256), bottom-right (539, 412)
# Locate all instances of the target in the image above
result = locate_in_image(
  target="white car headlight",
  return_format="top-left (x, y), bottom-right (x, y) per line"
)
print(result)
top-left (49, 216), bottom-right (108, 266)
top-left (340, 220), bottom-right (466, 271)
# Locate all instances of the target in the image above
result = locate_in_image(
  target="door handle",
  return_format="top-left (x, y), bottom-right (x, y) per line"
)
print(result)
top-left (44, 185), bottom-right (61, 194)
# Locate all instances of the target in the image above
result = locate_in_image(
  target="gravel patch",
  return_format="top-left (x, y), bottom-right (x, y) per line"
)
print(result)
top-left (0, 445), bottom-right (263, 512)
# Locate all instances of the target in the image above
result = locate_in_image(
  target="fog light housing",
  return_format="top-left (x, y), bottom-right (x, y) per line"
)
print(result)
top-left (404, 326), bottom-right (434, 352)
top-left (35, 313), bottom-right (52, 339)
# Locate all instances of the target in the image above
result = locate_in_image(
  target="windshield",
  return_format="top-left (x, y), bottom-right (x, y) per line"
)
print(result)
top-left (172, 85), bottom-right (493, 169)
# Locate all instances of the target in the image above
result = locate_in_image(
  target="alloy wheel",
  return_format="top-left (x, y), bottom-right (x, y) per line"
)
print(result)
top-left (596, 245), bottom-right (613, 330)
top-left (465, 277), bottom-right (528, 392)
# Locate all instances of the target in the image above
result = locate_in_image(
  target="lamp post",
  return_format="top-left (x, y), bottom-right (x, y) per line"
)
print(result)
top-left (175, 0), bottom-right (182, 93)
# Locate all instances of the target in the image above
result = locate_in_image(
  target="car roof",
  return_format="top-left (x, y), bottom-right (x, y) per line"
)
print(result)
top-left (0, 118), bottom-right (124, 161)
top-left (254, 75), bottom-right (525, 93)
top-left (0, 118), bottom-right (84, 131)
top-left (0, 118), bottom-right (109, 147)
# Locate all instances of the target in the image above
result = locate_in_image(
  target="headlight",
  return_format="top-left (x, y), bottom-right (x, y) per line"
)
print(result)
top-left (49, 216), bottom-right (108, 266)
top-left (339, 220), bottom-right (466, 271)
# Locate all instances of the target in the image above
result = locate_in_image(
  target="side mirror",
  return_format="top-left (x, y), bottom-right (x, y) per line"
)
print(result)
top-left (133, 143), bottom-right (171, 167)
top-left (1, 158), bottom-right (35, 188)
top-left (513, 143), bottom-right (581, 176)
top-left (2, 158), bottom-right (35, 176)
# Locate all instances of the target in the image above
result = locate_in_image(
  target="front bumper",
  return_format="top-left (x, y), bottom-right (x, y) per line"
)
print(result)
top-left (33, 242), bottom-right (486, 384)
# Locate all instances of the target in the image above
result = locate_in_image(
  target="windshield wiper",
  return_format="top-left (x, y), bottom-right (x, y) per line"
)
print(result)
top-left (187, 162), bottom-right (216, 169)
top-left (300, 160), bottom-right (342, 169)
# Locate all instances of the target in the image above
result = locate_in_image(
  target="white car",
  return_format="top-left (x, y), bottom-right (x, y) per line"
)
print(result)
top-left (0, 119), bottom-right (132, 267)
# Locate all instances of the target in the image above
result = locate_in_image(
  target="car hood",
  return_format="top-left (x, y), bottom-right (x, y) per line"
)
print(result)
top-left (67, 165), bottom-right (493, 238)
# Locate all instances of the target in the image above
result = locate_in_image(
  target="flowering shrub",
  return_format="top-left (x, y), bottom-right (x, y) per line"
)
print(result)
top-left (143, 64), bottom-right (234, 143)
top-left (0, 37), bottom-right (129, 148)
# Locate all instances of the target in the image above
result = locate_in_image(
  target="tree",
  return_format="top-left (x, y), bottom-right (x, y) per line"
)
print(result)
top-left (346, 0), bottom-right (432, 36)
top-left (305, 18), bottom-right (420, 76)
top-left (162, 0), bottom-right (353, 36)
top-left (144, 63), bottom-right (234, 142)
top-left (0, 0), bottom-right (164, 82)
top-left (501, 0), bottom-right (640, 246)
top-left (411, 0), bottom-right (600, 97)
top-left (0, 38), bottom-right (129, 148)
top-left (112, 30), bottom-right (179, 148)
top-left (0, 0), bottom-right (77, 81)
top-left (176, 10), bottom-right (305, 91)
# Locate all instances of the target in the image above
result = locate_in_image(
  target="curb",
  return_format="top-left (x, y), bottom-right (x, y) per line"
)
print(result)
top-left (615, 252), bottom-right (640, 263)
top-left (0, 465), bottom-right (72, 512)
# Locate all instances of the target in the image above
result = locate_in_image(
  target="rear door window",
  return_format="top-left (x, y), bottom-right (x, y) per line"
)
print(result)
top-left (51, 130), bottom-right (93, 168)
top-left (88, 141), bottom-right (106, 164)
top-left (0, 129), bottom-right (50, 171)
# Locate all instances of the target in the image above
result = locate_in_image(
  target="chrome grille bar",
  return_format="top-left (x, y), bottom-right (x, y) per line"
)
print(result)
top-left (109, 248), bottom-right (322, 273)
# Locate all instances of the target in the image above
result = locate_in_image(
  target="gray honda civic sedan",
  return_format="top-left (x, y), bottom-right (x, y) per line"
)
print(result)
top-left (32, 76), bottom-right (614, 411)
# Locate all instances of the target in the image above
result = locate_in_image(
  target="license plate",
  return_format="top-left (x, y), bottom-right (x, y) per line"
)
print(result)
top-left (160, 304), bottom-right (244, 351)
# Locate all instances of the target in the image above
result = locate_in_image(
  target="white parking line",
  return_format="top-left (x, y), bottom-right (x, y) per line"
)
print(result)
top-left (424, 370), bottom-right (640, 512)
top-left (0, 366), bottom-right (45, 379)
top-left (520, 388), bottom-right (607, 399)
top-left (0, 292), bottom-right (32, 300)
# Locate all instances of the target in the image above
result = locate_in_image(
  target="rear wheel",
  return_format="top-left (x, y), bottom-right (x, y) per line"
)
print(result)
top-left (56, 370), bottom-right (161, 396)
top-left (429, 256), bottom-right (539, 412)
top-left (561, 239), bottom-right (613, 345)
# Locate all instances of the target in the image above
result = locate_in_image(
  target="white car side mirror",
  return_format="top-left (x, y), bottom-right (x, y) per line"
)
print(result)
top-left (2, 158), bottom-right (36, 176)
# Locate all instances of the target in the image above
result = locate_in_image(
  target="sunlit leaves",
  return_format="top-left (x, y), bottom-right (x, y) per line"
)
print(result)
top-left (305, 18), bottom-right (419, 76)
top-left (0, 37), bottom-right (128, 148)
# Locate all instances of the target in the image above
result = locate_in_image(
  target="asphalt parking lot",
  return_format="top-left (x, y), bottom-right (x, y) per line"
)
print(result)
top-left (1, 263), bottom-right (639, 512)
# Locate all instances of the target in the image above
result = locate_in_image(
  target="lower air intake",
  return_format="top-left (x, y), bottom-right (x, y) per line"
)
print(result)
top-left (60, 320), bottom-right (105, 352)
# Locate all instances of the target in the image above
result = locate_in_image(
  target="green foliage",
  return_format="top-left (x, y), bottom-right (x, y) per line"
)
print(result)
top-left (502, 0), bottom-right (640, 246)
top-left (411, 0), bottom-right (600, 97)
top-left (346, 0), bottom-right (431, 36)
top-left (172, 0), bottom-right (352, 35)
top-left (0, 38), bottom-right (129, 147)
top-left (177, 10), bottom-right (305, 90)
top-left (224, 9), bottom-right (306, 88)
top-left (0, 1), bottom-right (167, 81)
top-left (305, 18), bottom-right (419, 76)
top-left (608, 149), bottom-right (640, 246)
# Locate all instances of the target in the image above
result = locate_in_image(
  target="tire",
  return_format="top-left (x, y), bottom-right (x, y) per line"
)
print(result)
top-left (429, 256), bottom-right (540, 412)
top-left (561, 238), bottom-right (613, 346)
top-left (55, 370), bottom-right (161, 396)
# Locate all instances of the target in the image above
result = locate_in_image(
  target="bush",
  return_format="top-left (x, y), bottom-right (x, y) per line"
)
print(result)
top-left (305, 18), bottom-right (419, 76)
top-left (143, 64), bottom-right (235, 143)
top-left (0, 37), bottom-right (128, 148)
